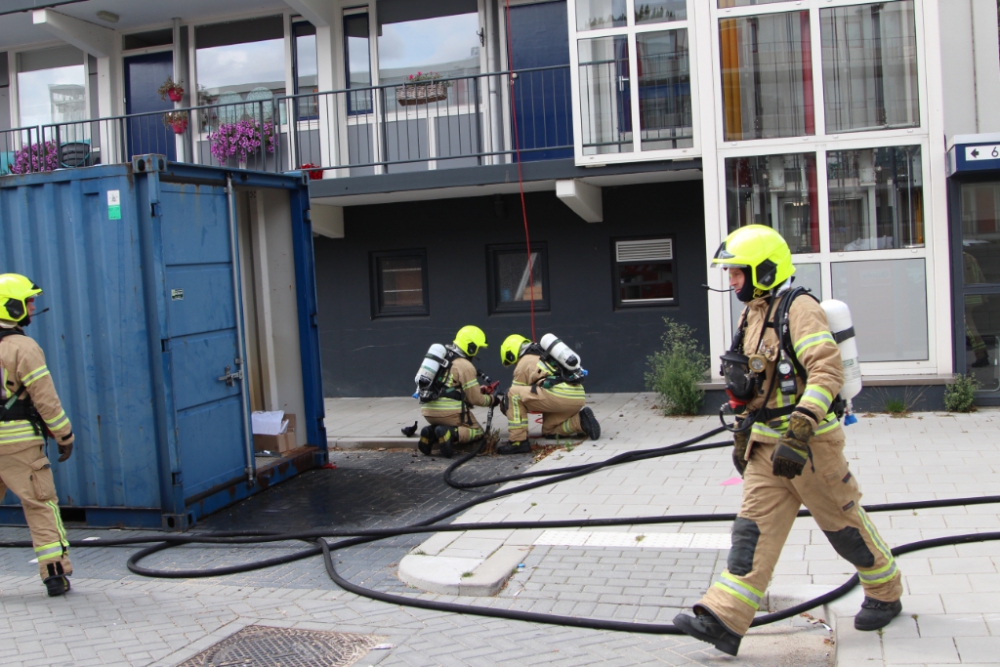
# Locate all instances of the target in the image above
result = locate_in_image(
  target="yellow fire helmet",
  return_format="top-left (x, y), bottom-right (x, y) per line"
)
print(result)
top-left (0, 273), bottom-right (42, 323)
top-left (454, 325), bottom-right (488, 357)
top-left (711, 224), bottom-right (795, 291)
top-left (501, 334), bottom-right (531, 367)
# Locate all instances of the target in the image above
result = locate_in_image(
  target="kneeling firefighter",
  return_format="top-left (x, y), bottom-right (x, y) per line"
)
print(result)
top-left (497, 334), bottom-right (599, 455)
top-left (673, 226), bottom-right (902, 656)
top-left (0, 274), bottom-right (75, 597)
top-left (415, 326), bottom-right (500, 457)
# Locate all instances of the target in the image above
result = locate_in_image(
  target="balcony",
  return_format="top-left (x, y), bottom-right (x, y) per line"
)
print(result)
top-left (0, 66), bottom-right (573, 179)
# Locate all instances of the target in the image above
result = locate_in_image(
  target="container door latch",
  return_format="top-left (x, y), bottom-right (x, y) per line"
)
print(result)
top-left (218, 365), bottom-right (243, 387)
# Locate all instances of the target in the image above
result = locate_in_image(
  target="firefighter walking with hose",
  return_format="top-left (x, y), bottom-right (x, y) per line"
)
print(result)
top-left (673, 226), bottom-right (902, 656)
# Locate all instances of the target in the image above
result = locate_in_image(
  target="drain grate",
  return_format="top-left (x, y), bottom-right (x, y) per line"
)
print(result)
top-left (177, 625), bottom-right (387, 667)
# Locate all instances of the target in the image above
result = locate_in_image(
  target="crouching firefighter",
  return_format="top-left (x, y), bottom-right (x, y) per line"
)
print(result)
top-left (414, 326), bottom-right (500, 458)
top-left (497, 334), bottom-right (600, 455)
top-left (673, 226), bottom-right (902, 656)
top-left (0, 274), bottom-right (75, 597)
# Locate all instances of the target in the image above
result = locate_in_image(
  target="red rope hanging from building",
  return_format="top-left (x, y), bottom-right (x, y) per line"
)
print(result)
top-left (504, 0), bottom-right (536, 342)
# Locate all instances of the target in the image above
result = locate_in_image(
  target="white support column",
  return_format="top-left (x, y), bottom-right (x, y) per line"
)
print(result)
top-left (284, 0), bottom-right (335, 26)
top-left (555, 179), bottom-right (603, 223)
top-left (311, 204), bottom-right (344, 238)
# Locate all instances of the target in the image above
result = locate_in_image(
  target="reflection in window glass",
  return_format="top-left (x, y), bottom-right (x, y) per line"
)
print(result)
top-left (961, 182), bottom-right (1000, 283)
top-left (578, 36), bottom-right (633, 155)
top-left (725, 153), bottom-right (819, 253)
top-left (964, 293), bottom-right (1000, 388)
top-left (635, 0), bottom-right (686, 25)
top-left (18, 65), bottom-right (85, 127)
top-left (344, 12), bottom-right (373, 115)
top-left (490, 246), bottom-right (549, 313)
top-left (293, 22), bottom-right (318, 119)
top-left (376, 0), bottom-right (480, 88)
top-left (821, 1), bottom-right (919, 133)
top-left (827, 146), bottom-right (923, 252)
top-left (637, 30), bottom-right (692, 150)
top-left (576, 0), bottom-right (627, 31)
top-left (832, 258), bottom-right (927, 362)
top-left (719, 0), bottom-right (794, 6)
top-left (720, 11), bottom-right (813, 141)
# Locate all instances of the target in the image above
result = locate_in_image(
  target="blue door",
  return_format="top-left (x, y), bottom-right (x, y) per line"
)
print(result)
top-left (158, 183), bottom-right (248, 501)
top-left (124, 52), bottom-right (177, 161)
top-left (508, 1), bottom-right (573, 161)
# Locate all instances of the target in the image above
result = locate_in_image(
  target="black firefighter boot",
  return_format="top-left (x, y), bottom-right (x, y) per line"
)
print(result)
top-left (579, 407), bottom-right (601, 441)
top-left (43, 562), bottom-right (71, 597)
top-left (434, 426), bottom-right (457, 458)
top-left (496, 440), bottom-right (532, 455)
top-left (673, 607), bottom-right (742, 656)
top-left (417, 426), bottom-right (435, 456)
top-left (854, 596), bottom-right (902, 631)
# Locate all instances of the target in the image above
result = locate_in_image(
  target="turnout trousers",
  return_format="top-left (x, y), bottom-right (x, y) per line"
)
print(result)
top-left (0, 444), bottom-right (71, 579)
top-left (421, 409), bottom-right (483, 444)
top-left (505, 385), bottom-right (584, 443)
top-left (696, 437), bottom-right (902, 636)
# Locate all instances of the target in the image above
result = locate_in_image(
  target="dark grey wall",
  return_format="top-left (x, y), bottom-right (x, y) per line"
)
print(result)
top-left (314, 181), bottom-right (709, 397)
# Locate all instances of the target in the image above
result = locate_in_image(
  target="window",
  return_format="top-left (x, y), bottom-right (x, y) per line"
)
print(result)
top-left (370, 250), bottom-right (429, 317)
top-left (292, 21), bottom-right (318, 119)
top-left (636, 29), bottom-right (692, 150)
top-left (488, 244), bottom-right (550, 313)
top-left (725, 152), bottom-right (819, 253)
top-left (195, 16), bottom-right (285, 126)
top-left (344, 12), bottom-right (372, 114)
top-left (821, 1), bottom-right (919, 134)
top-left (578, 36), bottom-right (632, 155)
top-left (826, 146), bottom-right (923, 251)
top-left (719, 11), bottom-right (813, 141)
top-left (17, 46), bottom-right (86, 128)
top-left (718, 0), bottom-right (795, 7)
top-left (613, 237), bottom-right (676, 307)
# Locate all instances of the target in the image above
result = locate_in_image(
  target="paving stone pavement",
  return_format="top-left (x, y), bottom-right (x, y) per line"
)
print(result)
top-left (3, 393), bottom-right (999, 665)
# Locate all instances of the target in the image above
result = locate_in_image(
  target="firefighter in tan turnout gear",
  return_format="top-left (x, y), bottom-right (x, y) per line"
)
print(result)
top-left (497, 334), bottom-right (599, 455)
top-left (416, 326), bottom-right (500, 458)
top-left (0, 274), bottom-right (75, 597)
top-left (673, 226), bottom-right (902, 656)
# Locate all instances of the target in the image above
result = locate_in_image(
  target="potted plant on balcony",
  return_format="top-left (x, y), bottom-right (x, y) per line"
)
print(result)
top-left (158, 76), bottom-right (185, 103)
top-left (162, 110), bottom-right (189, 134)
top-left (208, 119), bottom-right (276, 167)
top-left (396, 71), bottom-right (451, 106)
top-left (10, 141), bottom-right (58, 174)
top-left (299, 163), bottom-right (324, 180)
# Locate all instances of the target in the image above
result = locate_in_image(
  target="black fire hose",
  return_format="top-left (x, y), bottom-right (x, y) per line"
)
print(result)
top-left (2, 426), bottom-right (999, 639)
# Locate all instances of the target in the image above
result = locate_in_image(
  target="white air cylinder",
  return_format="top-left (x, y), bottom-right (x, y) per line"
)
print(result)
top-left (540, 334), bottom-right (581, 371)
top-left (415, 343), bottom-right (448, 389)
top-left (821, 299), bottom-right (862, 401)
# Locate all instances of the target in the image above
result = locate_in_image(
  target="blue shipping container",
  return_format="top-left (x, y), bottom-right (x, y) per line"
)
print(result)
top-left (0, 156), bottom-right (327, 530)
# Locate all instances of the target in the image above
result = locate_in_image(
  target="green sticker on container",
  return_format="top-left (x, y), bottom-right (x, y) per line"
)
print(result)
top-left (107, 190), bottom-right (121, 220)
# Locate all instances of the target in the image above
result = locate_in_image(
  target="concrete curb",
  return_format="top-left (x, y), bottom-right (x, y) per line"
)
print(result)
top-left (398, 545), bottom-right (530, 596)
top-left (765, 584), bottom-right (882, 667)
top-left (328, 436), bottom-right (418, 450)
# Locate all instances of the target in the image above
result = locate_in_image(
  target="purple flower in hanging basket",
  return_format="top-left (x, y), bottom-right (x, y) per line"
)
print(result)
top-left (207, 120), bottom-right (276, 165)
top-left (10, 141), bottom-right (59, 174)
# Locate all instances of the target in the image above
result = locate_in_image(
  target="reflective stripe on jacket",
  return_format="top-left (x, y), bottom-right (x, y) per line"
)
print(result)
top-left (421, 356), bottom-right (491, 412)
top-left (0, 330), bottom-right (73, 453)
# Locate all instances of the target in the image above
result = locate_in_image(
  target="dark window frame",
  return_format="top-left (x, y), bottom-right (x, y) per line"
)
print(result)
top-left (369, 248), bottom-right (430, 318)
top-left (486, 243), bottom-right (551, 314)
top-left (611, 235), bottom-right (678, 309)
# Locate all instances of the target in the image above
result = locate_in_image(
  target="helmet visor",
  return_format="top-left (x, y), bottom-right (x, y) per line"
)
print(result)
top-left (710, 241), bottom-right (746, 269)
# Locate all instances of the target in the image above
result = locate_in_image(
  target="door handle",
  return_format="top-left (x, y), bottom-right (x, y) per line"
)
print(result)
top-left (218, 365), bottom-right (244, 387)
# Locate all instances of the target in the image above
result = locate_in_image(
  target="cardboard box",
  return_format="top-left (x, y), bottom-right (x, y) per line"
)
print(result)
top-left (253, 414), bottom-right (297, 454)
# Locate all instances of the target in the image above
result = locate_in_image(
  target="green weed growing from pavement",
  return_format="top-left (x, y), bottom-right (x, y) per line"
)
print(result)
top-left (645, 317), bottom-right (709, 416)
top-left (884, 398), bottom-right (907, 415)
top-left (944, 373), bottom-right (979, 413)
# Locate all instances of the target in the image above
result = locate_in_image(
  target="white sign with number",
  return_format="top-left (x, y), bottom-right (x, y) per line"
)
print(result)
top-left (966, 145), bottom-right (1000, 161)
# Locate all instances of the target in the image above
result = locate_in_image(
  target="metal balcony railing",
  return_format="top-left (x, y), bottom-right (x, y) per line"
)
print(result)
top-left (0, 65), bottom-right (573, 178)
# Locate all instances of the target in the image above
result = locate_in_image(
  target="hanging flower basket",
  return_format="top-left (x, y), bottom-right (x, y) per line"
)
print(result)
top-left (162, 111), bottom-right (189, 135)
top-left (157, 76), bottom-right (185, 103)
top-left (10, 141), bottom-right (58, 174)
top-left (208, 120), bottom-right (276, 165)
top-left (396, 82), bottom-right (448, 105)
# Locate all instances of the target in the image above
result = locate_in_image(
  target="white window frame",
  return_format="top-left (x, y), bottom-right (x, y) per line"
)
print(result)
top-left (567, 0), bottom-right (702, 166)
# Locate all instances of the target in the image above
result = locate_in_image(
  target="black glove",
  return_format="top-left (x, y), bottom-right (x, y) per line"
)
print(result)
top-left (771, 413), bottom-right (814, 479)
top-left (732, 429), bottom-right (749, 477)
top-left (57, 441), bottom-right (73, 463)
top-left (491, 392), bottom-right (505, 409)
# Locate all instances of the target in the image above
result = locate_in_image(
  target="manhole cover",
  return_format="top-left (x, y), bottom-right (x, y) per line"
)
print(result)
top-left (176, 625), bottom-right (387, 667)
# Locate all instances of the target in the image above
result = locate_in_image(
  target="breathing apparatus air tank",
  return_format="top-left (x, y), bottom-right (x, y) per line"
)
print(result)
top-left (820, 299), bottom-right (861, 422)
top-left (539, 334), bottom-right (587, 382)
top-left (414, 343), bottom-right (449, 401)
